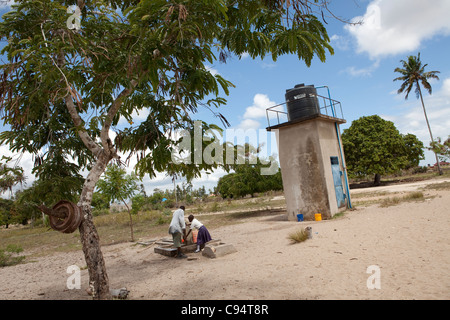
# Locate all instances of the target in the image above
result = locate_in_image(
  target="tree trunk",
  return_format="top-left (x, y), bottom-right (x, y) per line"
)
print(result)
top-left (79, 209), bottom-right (110, 299)
top-left (417, 82), bottom-right (443, 175)
top-left (121, 195), bottom-right (134, 242)
top-left (374, 173), bottom-right (381, 186)
top-left (78, 151), bottom-right (112, 300)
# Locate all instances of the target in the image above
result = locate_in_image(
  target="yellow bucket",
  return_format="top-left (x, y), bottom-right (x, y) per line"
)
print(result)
top-left (315, 213), bottom-right (322, 221)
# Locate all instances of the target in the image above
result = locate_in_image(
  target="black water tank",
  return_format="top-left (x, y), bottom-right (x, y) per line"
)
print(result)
top-left (285, 84), bottom-right (320, 121)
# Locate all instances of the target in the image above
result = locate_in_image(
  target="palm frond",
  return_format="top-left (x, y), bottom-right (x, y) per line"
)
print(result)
top-left (394, 52), bottom-right (439, 100)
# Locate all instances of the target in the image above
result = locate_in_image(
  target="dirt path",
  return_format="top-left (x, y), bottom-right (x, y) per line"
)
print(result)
top-left (350, 177), bottom-right (450, 194)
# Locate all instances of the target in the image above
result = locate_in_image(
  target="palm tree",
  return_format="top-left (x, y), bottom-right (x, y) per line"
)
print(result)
top-left (394, 52), bottom-right (442, 175)
top-left (0, 156), bottom-right (26, 197)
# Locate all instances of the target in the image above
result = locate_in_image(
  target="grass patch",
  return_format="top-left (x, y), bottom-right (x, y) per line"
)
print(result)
top-left (422, 181), bottom-right (450, 191)
top-left (379, 191), bottom-right (424, 207)
top-left (350, 191), bottom-right (390, 199)
top-left (287, 228), bottom-right (310, 244)
top-left (0, 244), bottom-right (26, 267)
top-left (331, 208), bottom-right (356, 219)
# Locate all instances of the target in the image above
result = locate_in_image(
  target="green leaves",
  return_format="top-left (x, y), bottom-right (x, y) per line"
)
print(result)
top-left (0, 0), bottom-right (335, 203)
top-left (0, 156), bottom-right (26, 194)
top-left (429, 136), bottom-right (450, 162)
top-left (96, 164), bottom-right (140, 204)
top-left (342, 115), bottom-right (424, 179)
top-left (394, 52), bottom-right (440, 99)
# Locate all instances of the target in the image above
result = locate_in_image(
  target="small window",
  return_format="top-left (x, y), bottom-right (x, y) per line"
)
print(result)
top-left (330, 156), bottom-right (339, 165)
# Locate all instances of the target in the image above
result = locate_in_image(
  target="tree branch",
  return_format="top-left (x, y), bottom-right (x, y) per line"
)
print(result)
top-left (64, 94), bottom-right (103, 157)
top-left (50, 45), bottom-right (103, 157)
top-left (99, 80), bottom-right (138, 153)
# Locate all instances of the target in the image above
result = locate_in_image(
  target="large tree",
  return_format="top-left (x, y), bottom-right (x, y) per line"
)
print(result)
top-left (216, 143), bottom-right (283, 198)
top-left (394, 52), bottom-right (442, 174)
top-left (0, 0), bottom-right (335, 299)
top-left (342, 115), bottom-right (424, 185)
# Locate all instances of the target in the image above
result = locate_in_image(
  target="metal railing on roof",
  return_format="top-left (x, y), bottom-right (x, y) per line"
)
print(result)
top-left (266, 86), bottom-right (344, 128)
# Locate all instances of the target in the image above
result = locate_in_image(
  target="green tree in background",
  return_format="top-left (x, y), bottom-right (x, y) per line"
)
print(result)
top-left (394, 52), bottom-right (442, 174)
top-left (342, 115), bottom-right (424, 185)
top-left (0, 156), bottom-right (26, 196)
top-left (97, 164), bottom-right (139, 241)
top-left (429, 135), bottom-right (450, 162)
top-left (217, 144), bottom-right (283, 198)
top-left (0, 198), bottom-right (14, 228)
top-left (401, 133), bottom-right (425, 169)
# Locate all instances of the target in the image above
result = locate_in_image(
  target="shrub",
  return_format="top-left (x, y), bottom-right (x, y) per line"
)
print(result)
top-left (0, 244), bottom-right (26, 267)
top-left (288, 228), bottom-right (309, 244)
top-left (210, 202), bottom-right (221, 212)
top-left (380, 191), bottom-right (424, 207)
top-left (93, 208), bottom-right (110, 217)
top-left (412, 166), bottom-right (428, 174)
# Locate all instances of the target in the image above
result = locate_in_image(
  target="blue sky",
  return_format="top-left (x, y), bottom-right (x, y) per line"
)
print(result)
top-left (1, 0), bottom-right (450, 197)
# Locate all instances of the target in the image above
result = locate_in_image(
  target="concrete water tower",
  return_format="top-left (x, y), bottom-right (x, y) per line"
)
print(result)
top-left (266, 84), bottom-right (352, 221)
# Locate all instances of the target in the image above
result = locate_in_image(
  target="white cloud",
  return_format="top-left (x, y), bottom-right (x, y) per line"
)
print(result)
top-left (239, 52), bottom-right (250, 59)
top-left (118, 108), bottom-right (149, 126)
top-left (442, 78), bottom-right (450, 97)
top-left (237, 118), bottom-right (261, 131)
top-left (236, 93), bottom-right (284, 130)
top-left (346, 0), bottom-right (450, 59)
top-left (205, 65), bottom-right (219, 76)
top-left (243, 93), bottom-right (276, 119)
top-left (0, 1), bottom-right (15, 8)
top-left (344, 59), bottom-right (380, 77)
top-left (330, 34), bottom-right (350, 51)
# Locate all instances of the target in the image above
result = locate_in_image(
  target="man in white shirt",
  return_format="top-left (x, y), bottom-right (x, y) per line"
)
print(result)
top-left (168, 205), bottom-right (187, 258)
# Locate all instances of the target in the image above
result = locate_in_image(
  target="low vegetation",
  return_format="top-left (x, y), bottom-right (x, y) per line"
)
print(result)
top-left (422, 181), bottom-right (450, 191)
top-left (0, 192), bottom-right (286, 261)
top-left (287, 228), bottom-right (310, 244)
top-left (0, 244), bottom-right (25, 267)
top-left (379, 191), bottom-right (425, 208)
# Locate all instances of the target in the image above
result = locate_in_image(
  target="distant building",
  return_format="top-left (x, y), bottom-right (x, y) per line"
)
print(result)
top-left (110, 201), bottom-right (132, 212)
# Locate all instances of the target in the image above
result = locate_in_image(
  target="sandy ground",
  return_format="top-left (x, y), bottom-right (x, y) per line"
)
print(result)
top-left (0, 179), bottom-right (449, 300)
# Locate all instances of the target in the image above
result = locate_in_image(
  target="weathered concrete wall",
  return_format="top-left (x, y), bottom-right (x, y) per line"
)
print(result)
top-left (276, 120), bottom-right (330, 221)
top-left (274, 117), bottom-right (346, 221)
top-left (316, 120), bottom-right (347, 214)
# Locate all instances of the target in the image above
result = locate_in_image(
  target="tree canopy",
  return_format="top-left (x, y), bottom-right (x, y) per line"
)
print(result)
top-left (96, 163), bottom-right (139, 241)
top-left (342, 115), bottom-right (424, 185)
top-left (216, 144), bottom-right (282, 198)
top-left (429, 135), bottom-right (450, 162)
top-left (0, 156), bottom-right (26, 196)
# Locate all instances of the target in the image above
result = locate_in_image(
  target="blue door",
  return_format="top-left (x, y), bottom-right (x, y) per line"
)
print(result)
top-left (330, 157), bottom-right (345, 208)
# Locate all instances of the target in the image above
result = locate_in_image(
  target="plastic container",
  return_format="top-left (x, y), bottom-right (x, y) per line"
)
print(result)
top-left (192, 229), bottom-right (198, 243)
top-left (296, 213), bottom-right (304, 222)
top-left (285, 84), bottom-right (320, 121)
top-left (315, 213), bottom-right (322, 221)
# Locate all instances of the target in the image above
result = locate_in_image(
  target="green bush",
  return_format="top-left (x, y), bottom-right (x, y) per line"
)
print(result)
top-left (412, 166), bottom-right (428, 174)
top-left (93, 208), bottom-right (110, 217)
top-left (0, 244), bottom-right (26, 267)
top-left (287, 228), bottom-right (309, 244)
